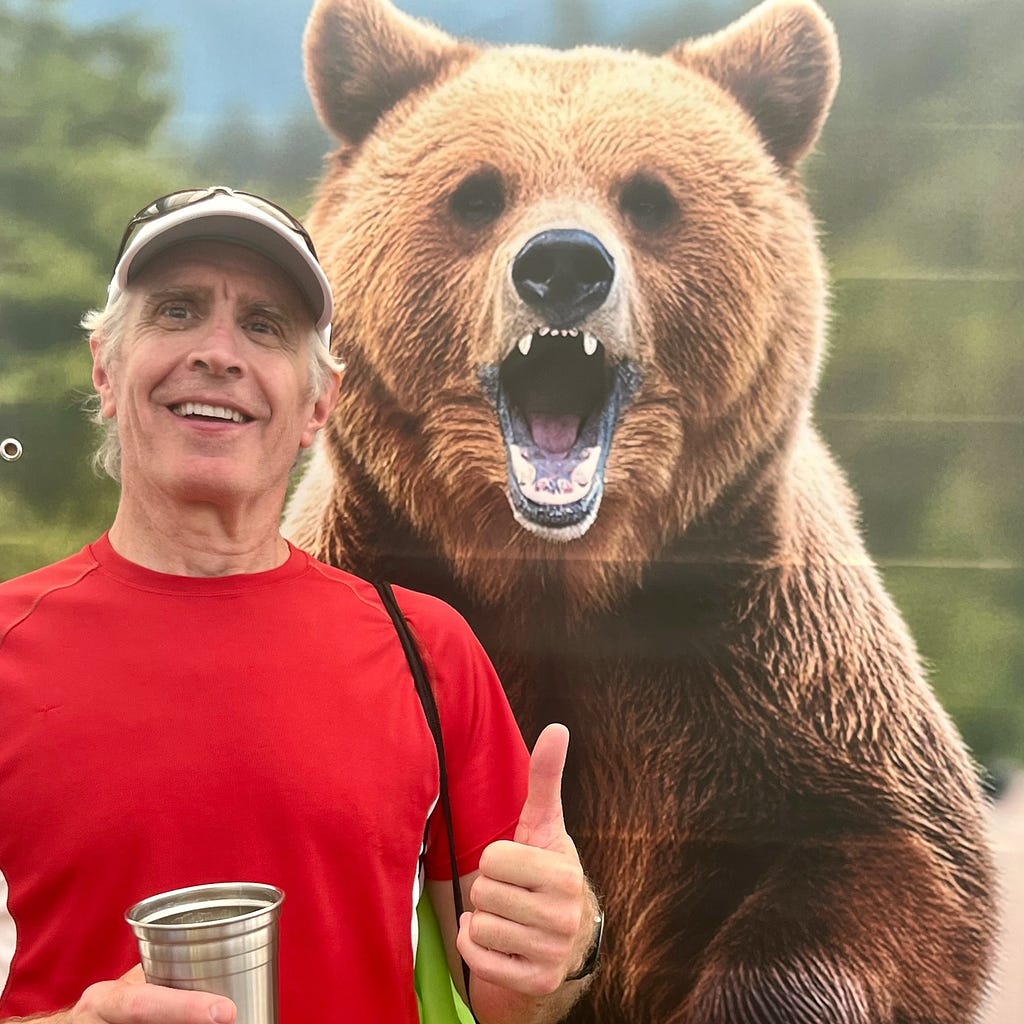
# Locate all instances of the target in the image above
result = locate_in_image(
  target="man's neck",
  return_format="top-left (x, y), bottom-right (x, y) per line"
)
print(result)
top-left (107, 497), bottom-right (291, 577)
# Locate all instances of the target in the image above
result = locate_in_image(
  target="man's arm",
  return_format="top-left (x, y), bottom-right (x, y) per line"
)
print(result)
top-left (3, 966), bottom-right (235, 1024)
top-left (427, 724), bottom-right (602, 1024)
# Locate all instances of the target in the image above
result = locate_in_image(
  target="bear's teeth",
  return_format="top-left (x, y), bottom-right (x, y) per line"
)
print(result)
top-left (519, 326), bottom-right (597, 354)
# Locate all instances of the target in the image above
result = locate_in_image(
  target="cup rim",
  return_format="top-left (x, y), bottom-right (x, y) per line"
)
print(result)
top-left (125, 882), bottom-right (285, 931)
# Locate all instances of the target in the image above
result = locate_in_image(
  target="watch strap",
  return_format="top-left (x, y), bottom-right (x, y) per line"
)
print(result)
top-left (565, 907), bottom-right (604, 981)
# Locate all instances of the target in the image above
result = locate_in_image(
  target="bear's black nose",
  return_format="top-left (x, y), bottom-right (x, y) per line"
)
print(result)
top-left (512, 229), bottom-right (614, 327)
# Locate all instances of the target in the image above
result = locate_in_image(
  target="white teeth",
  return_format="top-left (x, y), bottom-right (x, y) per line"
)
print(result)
top-left (174, 402), bottom-right (246, 423)
top-left (515, 329), bottom-right (601, 358)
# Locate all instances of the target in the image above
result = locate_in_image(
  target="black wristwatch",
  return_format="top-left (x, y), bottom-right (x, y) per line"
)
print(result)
top-left (565, 908), bottom-right (604, 981)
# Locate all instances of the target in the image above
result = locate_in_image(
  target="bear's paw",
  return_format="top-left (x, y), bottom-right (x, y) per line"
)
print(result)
top-left (688, 956), bottom-right (888, 1024)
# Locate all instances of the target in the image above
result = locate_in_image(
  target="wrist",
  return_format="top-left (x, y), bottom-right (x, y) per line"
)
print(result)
top-left (565, 904), bottom-right (604, 982)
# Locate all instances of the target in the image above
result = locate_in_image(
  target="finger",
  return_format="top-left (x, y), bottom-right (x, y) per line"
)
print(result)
top-left (463, 909), bottom-right (536, 959)
top-left (467, 884), bottom-right (582, 952)
top-left (514, 723), bottom-right (570, 848)
top-left (476, 842), bottom-right (582, 896)
top-left (117, 965), bottom-right (147, 984)
top-left (76, 976), bottom-right (237, 1024)
top-left (457, 913), bottom-right (567, 997)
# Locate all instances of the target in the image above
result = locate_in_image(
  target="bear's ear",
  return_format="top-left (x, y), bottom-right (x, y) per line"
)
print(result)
top-left (304, 0), bottom-right (476, 145)
top-left (672, 0), bottom-right (839, 168)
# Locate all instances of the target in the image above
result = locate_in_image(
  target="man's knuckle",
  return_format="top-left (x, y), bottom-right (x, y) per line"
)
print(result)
top-left (75, 980), bottom-right (113, 1016)
top-left (528, 964), bottom-right (564, 996)
top-left (551, 860), bottom-right (583, 894)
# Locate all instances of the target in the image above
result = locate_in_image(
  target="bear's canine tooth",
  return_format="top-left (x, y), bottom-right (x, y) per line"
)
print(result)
top-left (584, 333), bottom-right (598, 356)
top-left (518, 334), bottom-right (533, 357)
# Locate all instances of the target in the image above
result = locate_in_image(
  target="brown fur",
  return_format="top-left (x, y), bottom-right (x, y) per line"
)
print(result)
top-left (287, 1), bottom-right (997, 1020)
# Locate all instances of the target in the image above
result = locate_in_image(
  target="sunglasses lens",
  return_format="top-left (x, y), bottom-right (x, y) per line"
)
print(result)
top-left (237, 193), bottom-right (300, 228)
top-left (151, 190), bottom-right (212, 217)
top-left (115, 188), bottom-right (317, 271)
top-left (235, 192), bottom-right (318, 257)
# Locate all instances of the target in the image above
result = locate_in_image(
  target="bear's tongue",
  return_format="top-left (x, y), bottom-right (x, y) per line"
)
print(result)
top-left (528, 412), bottom-right (581, 457)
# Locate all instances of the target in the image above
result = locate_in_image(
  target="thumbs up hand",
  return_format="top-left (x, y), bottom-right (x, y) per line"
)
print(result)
top-left (457, 724), bottom-right (601, 1000)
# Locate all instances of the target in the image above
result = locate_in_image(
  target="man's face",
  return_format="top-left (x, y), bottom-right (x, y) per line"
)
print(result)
top-left (91, 240), bottom-right (337, 510)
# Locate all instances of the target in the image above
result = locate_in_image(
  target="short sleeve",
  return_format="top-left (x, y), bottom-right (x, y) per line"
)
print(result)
top-left (396, 589), bottom-right (529, 879)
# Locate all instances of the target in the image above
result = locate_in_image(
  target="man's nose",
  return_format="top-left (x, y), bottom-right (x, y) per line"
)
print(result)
top-left (187, 318), bottom-right (245, 376)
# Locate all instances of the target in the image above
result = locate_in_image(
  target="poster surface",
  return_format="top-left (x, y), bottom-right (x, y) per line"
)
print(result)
top-left (1, 1), bottom-right (1020, 1021)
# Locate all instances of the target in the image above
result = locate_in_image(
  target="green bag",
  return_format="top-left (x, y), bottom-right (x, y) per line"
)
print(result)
top-left (415, 897), bottom-right (475, 1024)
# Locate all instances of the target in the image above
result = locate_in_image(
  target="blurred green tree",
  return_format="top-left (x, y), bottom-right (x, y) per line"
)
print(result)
top-left (0, 0), bottom-right (179, 579)
top-left (186, 105), bottom-right (332, 217)
top-left (814, 0), bottom-right (1023, 773)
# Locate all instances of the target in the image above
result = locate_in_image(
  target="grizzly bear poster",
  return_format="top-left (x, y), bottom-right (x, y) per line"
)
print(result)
top-left (284, 0), bottom-right (998, 1020)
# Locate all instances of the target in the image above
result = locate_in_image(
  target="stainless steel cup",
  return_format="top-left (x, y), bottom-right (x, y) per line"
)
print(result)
top-left (125, 882), bottom-right (284, 1024)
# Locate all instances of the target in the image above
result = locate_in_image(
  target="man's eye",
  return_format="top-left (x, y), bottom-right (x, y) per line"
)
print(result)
top-left (246, 318), bottom-right (282, 338)
top-left (160, 304), bottom-right (192, 320)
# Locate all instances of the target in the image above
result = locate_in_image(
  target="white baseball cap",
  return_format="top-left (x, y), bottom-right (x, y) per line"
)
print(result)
top-left (108, 186), bottom-right (333, 348)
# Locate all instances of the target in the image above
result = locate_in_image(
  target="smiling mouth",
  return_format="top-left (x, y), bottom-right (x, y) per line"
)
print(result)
top-left (480, 326), bottom-right (639, 540)
top-left (169, 402), bottom-right (253, 424)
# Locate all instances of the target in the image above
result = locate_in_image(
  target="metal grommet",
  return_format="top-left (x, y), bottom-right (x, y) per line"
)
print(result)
top-left (1, 437), bottom-right (24, 461)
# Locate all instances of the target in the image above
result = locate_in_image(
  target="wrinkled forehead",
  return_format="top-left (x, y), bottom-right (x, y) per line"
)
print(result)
top-left (127, 239), bottom-right (315, 322)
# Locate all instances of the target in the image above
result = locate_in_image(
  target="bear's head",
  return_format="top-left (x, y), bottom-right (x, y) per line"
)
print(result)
top-left (295, 0), bottom-right (839, 617)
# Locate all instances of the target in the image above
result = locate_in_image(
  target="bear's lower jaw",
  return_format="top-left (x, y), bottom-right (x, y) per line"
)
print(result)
top-left (482, 357), bottom-right (640, 538)
top-left (509, 440), bottom-right (601, 506)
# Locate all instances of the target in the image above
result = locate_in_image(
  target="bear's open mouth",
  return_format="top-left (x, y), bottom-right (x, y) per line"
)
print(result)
top-left (481, 327), bottom-right (638, 539)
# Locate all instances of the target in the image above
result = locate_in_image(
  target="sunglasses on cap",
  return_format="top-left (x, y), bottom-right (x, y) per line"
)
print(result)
top-left (113, 186), bottom-right (320, 272)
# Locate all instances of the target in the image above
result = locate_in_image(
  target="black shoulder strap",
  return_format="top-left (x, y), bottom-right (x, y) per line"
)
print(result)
top-left (374, 580), bottom-right (476, 1018)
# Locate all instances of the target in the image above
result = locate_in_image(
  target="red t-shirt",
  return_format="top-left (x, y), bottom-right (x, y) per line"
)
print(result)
top-left (0, 535), bottom-right (529, 1021)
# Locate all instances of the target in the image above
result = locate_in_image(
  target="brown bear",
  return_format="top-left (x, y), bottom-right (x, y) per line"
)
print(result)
top-left (285, 0), bottom-right (998, 1020)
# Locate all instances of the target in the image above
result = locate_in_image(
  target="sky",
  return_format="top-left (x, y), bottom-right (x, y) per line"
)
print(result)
top-left (64, 0), bottom-right (688, 133)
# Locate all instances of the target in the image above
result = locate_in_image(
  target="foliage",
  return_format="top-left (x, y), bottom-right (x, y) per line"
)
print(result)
top-left (0, 0), bottom-right (179, 566)
top-left (185, 106), bottom-right (332, 218)
top-left (816, 0), bottom-right (1022, 771)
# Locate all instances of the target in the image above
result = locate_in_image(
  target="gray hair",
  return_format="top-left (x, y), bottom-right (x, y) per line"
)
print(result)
top-left (82, 293), bottom-right (343, 482)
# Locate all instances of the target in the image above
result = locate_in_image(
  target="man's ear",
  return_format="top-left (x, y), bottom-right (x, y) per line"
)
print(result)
top-left (300, 368), bottom-right (343, 449)
top-left (90, 334), bottom-right (118, 419)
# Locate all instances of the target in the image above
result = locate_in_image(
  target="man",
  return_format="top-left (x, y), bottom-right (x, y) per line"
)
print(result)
top-left (0, 187), bottom-right (602, 1024)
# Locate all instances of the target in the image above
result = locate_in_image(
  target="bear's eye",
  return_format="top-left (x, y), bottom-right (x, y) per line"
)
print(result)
top-left (450, 169), bottom-right (506, 227)
top-left (620, 174), bottom-right (676, 232)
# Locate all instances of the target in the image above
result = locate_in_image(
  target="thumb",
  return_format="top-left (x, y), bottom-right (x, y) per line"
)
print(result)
top-left (514, 723), bottom-right (570, 848)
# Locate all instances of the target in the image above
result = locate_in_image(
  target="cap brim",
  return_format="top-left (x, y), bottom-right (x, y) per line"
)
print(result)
top-left (108, 196), bottom-right (333, 347)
